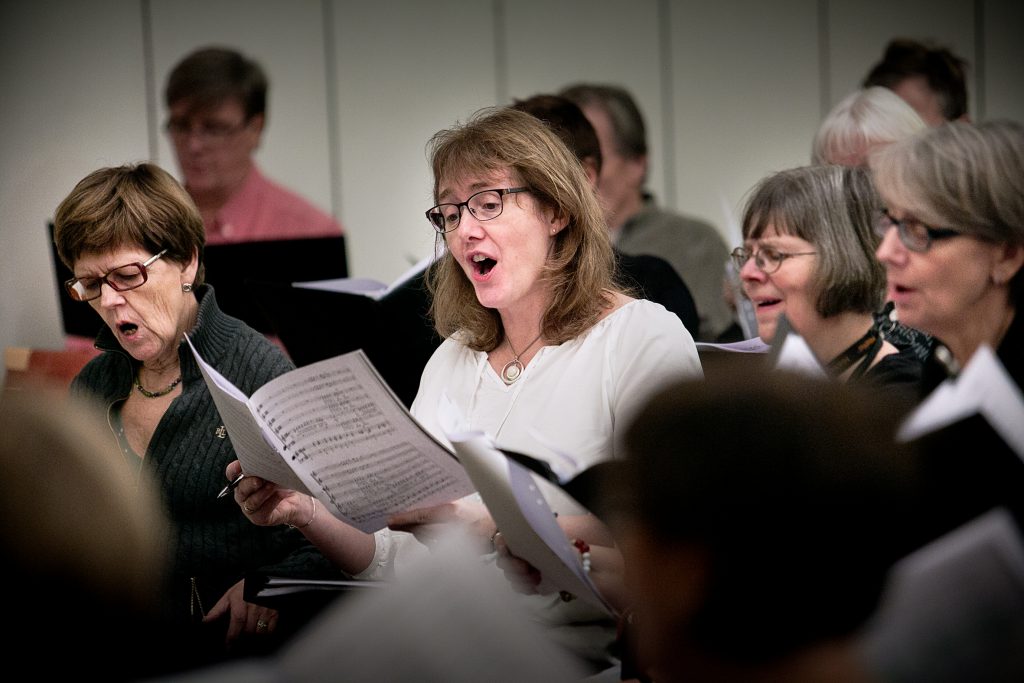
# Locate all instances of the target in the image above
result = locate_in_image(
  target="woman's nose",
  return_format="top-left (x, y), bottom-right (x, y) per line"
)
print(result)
top-left (457, 208), bottom-right (486, 238)
top-left (739, 254), bottom-right (765, 281)
top-left (875, 226), bottom-right (906, 265)
top-left (96, 282), bottom-right (125, 308)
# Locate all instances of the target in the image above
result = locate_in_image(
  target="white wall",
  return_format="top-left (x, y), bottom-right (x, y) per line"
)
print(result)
top-left (671, 0), bottom-right (821, 243)
top-left (148, 0), bottom-right (335, 217)
top-left (3, 0), bottom-right (1021, 385)
top-left (1, 0), bottom-right (149, 353)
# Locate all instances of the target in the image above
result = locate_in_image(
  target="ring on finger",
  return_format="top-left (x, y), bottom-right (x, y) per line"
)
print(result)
top-left (256, 619), bottom-right (268, 633)
top-left (243, 504), bottom-right (254, 514)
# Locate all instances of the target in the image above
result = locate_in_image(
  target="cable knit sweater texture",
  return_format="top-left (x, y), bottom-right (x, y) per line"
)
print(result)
top-left (70, 285), bottom-right (331, 627)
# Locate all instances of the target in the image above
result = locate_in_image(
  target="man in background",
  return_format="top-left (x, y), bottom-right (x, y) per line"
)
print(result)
top-left (560, 83), bottom-right (736, 342)
top-left (862, 38), bottom-right (970, 127)
top-left (164, 47), bottom-right (343, 244)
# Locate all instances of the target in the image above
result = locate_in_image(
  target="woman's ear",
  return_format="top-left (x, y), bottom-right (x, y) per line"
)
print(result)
top-left (992, 242), bottom-right (1024, 286)
top-left (181, 247), bottom-right (200, 286)
top-left (546, 208), bottom-right (569, 236)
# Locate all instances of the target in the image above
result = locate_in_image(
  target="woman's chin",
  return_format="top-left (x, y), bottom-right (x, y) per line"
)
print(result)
top-left (471, 287), bottom-right (505, 311)
top-left (753, 316), bottom-right (778, 344)
top-left (114, 329), bottom-right (161, 361)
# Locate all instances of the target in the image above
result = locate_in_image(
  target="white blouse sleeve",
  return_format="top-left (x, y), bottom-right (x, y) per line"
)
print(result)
top-left (610, 301), bottom-right (703, 435)
top-left (355, 528), bottom-right (430, 581)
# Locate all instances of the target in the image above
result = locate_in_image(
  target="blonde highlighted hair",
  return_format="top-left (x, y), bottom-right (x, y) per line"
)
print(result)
top-left (426, 107), bottom-right (617, 351)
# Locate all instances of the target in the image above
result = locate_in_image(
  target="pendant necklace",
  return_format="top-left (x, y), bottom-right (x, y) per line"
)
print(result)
top-left (501, 331), bottom-right (544, 385)
top-left (135, 367), bottom-right (182, 398)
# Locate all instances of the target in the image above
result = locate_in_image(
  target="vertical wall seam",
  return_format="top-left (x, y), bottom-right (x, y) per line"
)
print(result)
top-left (494, 0), bottom-right (508, 105)
top-left (974, 0), bottom-right (985, 121)
top-left (322, 0), bottom-right (343, 220)
top-left (141, 0), bottom-right (157, 161)
top-left (818, 0), bottom-right (830, 119)
top-left (658, 0), bottom-right (676, 209)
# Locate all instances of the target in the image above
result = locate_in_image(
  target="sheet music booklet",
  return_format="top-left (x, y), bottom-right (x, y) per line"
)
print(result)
top-left (191, 335), bottom-right (613, 612)
top-left (897, 344), bottom-right (1024, 458)
top-left (436, 394), bottom-right (615, 615)
top-left (187, 336), bottom-right (474, 533)
top-left (293, 254), bottom-right (434, 300)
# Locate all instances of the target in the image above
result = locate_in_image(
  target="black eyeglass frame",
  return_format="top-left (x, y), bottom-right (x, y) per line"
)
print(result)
top-left (875, 208), bottom-right (960, 253)
top-left (65, 249), bottom-right (168, 302)
top-left (425, 187), bottom-right (529, 234)
top-left (730, 245), bottom-right (817, 274)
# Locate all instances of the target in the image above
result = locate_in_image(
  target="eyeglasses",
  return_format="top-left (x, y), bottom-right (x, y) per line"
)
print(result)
top-left (65, 250), bottom-right (167, 302)
top-left (164, 118), bottom-right (250, 144)
top-left (426, 187), bottom-right (529, 234)
top-left (875, 208), bottom-right (960, 252)
top-left (731, 245), bottom-right (816, 274)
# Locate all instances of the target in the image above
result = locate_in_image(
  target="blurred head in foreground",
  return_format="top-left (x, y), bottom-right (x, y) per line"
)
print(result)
top-left (0, 387), bottom-right (169, 679)
top-left (614, 369), bottom-right (921, 682)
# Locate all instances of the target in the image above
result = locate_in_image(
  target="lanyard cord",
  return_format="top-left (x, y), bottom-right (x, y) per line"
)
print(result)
top-left (827, 324), bottom-right (884, 380)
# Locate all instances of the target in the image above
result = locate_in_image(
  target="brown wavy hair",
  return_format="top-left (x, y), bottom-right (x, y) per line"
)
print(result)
top-left (426, 107), bottom-right (617, 352)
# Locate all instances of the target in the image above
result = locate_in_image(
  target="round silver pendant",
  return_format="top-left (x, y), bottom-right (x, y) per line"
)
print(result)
top-left (501, 359), bottom-right (524, 385)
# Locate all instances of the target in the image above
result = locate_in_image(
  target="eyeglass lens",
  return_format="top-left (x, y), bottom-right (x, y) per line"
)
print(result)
top-left (877, 210), bottom-right (934, 252)
top-left (68, 264), bottom-right (147, 301)
top-left (427, 189), bottom-right (511, 233)
top-left (66, 250), bottom-right (165, 302)
top-left (731, 247), bottom-right (784, 273)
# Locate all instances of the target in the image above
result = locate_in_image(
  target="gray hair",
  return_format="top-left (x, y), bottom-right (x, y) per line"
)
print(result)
top-left (812, 87), bottom-right (926, 166)
top-left (870, 119), bottom-right (1024, 300)
top-left (742, 165), bottom-right (885, 317)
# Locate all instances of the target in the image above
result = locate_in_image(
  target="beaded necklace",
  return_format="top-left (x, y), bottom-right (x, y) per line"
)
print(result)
top-left (134, 367), bottom-right (182, 398)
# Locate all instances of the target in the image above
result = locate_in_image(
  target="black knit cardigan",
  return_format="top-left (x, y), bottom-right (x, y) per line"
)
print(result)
top-left (70, 285), bottom-right (334, 628)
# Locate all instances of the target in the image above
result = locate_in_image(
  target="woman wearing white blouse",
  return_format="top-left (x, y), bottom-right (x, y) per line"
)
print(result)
top-left (227, 107), bottom-right (701, 666)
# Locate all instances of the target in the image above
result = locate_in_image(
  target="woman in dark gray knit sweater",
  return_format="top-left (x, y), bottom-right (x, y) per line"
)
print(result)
top-left (54, 163), bottom-right (328, 676)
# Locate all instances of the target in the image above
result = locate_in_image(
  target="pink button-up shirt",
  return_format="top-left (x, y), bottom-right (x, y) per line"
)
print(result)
top-left (203, 166), bottom-right (343, 245)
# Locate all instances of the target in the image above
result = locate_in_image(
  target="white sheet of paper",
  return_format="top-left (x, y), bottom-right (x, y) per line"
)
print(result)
top-left (447, 433), bottom-right (613, 614)
top-left (189, 337), bottom-right (475, 532)
top-left (719, 191), bottom-right (758, 339)
top-left (437, 394), bottom-right (613, 614)
top-left (898, 345), bottom-right (1024, 458)
top-left (774, 332), bottom-right (827, 377)
top-left (292, 277), bottom-right (389, 298)
top-left (293, 254), bottom-right (436, 300)
top-left (188, 335), bottom-right (309, 493)
top-left (860, 507), bottom-right (1024, 683)
top-left (696, 337), bottom-right (771, 354)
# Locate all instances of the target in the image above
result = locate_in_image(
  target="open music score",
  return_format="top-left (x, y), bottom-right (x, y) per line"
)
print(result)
top-left (187, 336), bottom-right (474, 532)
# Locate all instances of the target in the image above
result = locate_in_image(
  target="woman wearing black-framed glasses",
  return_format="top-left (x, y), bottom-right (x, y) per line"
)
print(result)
top-left (870, 120), bottom-right (1024, 549)
top-left (224, 106), bottom-right (704, 674)
top-left (872, 121), bottom-right (1024, 384)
